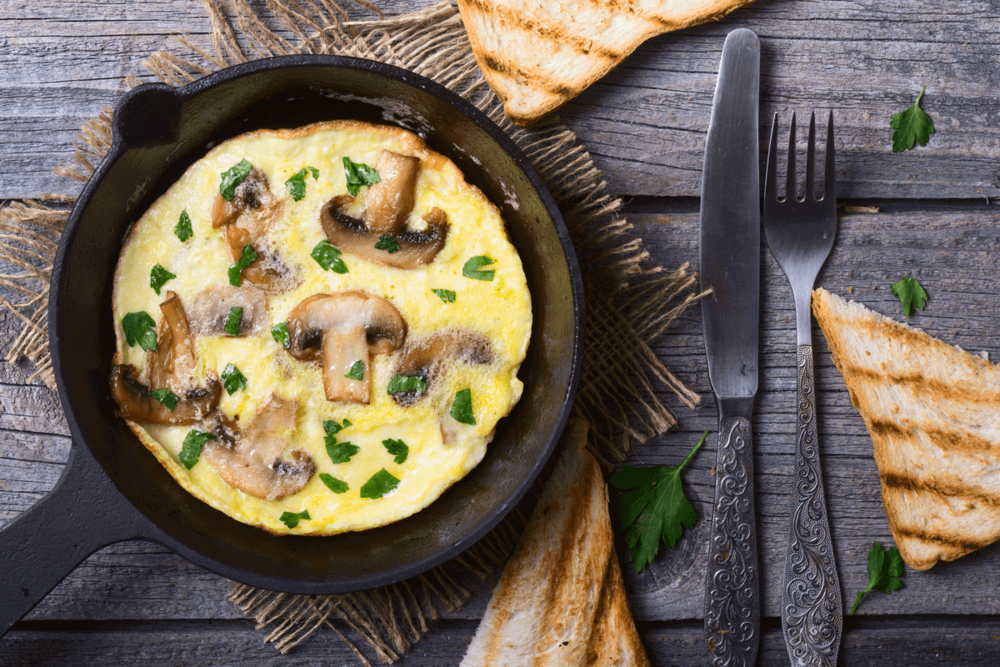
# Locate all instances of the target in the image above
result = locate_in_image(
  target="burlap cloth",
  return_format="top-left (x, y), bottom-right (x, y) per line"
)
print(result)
top-left (0, 1), bottom-right (704, 663)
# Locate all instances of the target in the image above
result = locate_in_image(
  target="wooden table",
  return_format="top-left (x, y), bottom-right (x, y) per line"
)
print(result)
top-left (4, 0), bottom-right (1000, 664)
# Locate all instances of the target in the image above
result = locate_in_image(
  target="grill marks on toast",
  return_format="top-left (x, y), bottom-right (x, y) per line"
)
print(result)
top-left (812, 287), bottom-right (1000, 570)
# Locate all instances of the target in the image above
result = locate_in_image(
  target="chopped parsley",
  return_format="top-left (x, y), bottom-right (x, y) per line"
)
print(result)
top-left (360, 468), bottom-right (400, 499)
top-left (342, 156), bottom-right (381, 196)
top-left (150, 388), bottom-right (179, 411)
top-left (285, 166), bottom-right (320, 202)
top-left (890, 277), bottom-right (928, 317)
top-left (219, 159), bottom-right (254, 201)
top-left (122, 311), bottom-right (157, 351)
top-left (326, 441), bottom-right (360, 464)
top-left (221, 363), bottom-right (247, 395)
top-left (386, 374), bottom-right (427, 396)
top-left (890, 86), bottom-right (935, 153)
top-left (319, 473), bottom-right (349, 494)
top-left (178, 429), bottom-right (217, 470)
top-left (375, 235), bottom-right (401, 253)
top-left (462, 255), bottom-right (496, 281)
top-left (450, 388), bottom-right (476, 425)
top-left (345, 360), bottom-right (365, 380)
top-left (149, 264), bottom-right (177, 296)
top-left (311, 240), bottom-right (348, 274)
top-left (850, 541), bottom-right (905, 615)
top-left (382, 438), bottom-right (408, 464)
top-left (432, 288), bottom-right (456, 303)
top-left (323, 419), bottom-right (352, 437)
top-left (270, 322), bottom-right (290, 349)
top-left (174, 210), bottom-right (193, 242)
top-left (224, 306), bottom-right (243, 336)
top-left (279, 509), bottom-right (311, 529)
top-left (228, 243), bottom-right (259, 286)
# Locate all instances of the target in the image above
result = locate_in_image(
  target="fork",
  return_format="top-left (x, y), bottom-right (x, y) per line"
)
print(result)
top-left (763, 111), bottom-right (843, 667)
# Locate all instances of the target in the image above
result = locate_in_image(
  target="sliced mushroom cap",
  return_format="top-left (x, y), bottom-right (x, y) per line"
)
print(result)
top-left (202, 395), bottom-right (315, 501)
top-left (287, 291), bottom-right (407, 404)
top-left (364, 150), bottom-right (420, 235)
top-left (391, 330), bottom-right (493, 407)
top-left (188, 285), bottom-right (269, 337)
top-left (148, 291), bottom-right (198, 393)
top-left (110, 364), bottom-right (221, 425)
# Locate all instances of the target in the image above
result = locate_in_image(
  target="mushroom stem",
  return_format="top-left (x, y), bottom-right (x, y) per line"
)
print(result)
top-left (364, 150), bottom-right (420, 235)
top-left (149, 291), bottom-right (198, 394)
top-left (322, 326), bottom-right (370, 403)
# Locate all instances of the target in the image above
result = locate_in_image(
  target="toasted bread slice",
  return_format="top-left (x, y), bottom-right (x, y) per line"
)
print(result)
top-left (460, 420), bottom-right (650, 666)
top-left (812, 287), bottom-right (1000, 570)
top-left (457, 0), bottom-right (757, 126)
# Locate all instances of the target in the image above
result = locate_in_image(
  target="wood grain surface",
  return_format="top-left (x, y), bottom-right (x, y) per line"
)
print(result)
top-left (4, 0), bottom-right (1000, 664)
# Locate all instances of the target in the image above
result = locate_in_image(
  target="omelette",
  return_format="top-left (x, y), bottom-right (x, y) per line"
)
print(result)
top-left (110, 120), bottom-right (532, 535)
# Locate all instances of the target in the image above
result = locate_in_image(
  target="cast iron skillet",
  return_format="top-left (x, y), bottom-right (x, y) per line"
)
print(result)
top-left (0, 56), bottom-right (583, 638)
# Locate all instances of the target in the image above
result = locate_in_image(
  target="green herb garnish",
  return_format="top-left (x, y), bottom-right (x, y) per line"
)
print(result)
top-left (449, 388), bottom-right (476, 425)
top-left (386, 374), bottom-right (427, 396)
top-left (890, 85), bottom-right (935, 153)
top-left (890, 277), bottom-right (928, 317)
top-left (149, 264), bottom-right (177, 296)
top-left (122, 311), bottom-right (157, 351)
top-left (178, 429), bottom-right (217, 470)
top-left (174, 210), bottom-right (193, 242)
top-left (326, 441), bottom-right (360, 464)
top-left (150, 388), bottom-right (179, 411)
top-left (342, 156), bottom-right (381, 196)
top-left (382, 438), bottom-right (408, 464)
top-left (375, 235), bottom-right (401, 253)
top-left (432, 288), bottom-right (456, 303)
top-left (271, 322), bottom-right (290, 349)
top-left (850, 541), bottom-right (905, 615)
top-left (285, 166), bottom-right (320, 202)
top-left (279, 509), bottom-right (311, 529)
top-left (221, 363), bottom-right (247, 395)
top-left (319, 473), bottom-right (349, 494)
top-left (345, 360), bottom-right (365, 380)
top-left (360, 468), bottom-right (400, 499)
top-left (462, 255), bottom-right (496, 281)
top-left (311, 240), bottom-right (348, 274)
top-left (610, 430), bottom-right (707, 573)
top-left (219, 159), bottom-right (254, 201)
top-left (228, 243), bottom-right (259, 286)
top-left (224, 306), bottom-right (243, 336)
top-left (323, 419), bottom-right (351, 437)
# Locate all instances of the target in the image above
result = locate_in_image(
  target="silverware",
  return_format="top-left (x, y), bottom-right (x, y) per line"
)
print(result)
top-left (763, 111), bottom-right (843, 666)
top-left (700, 28), bottom-right (761, 667)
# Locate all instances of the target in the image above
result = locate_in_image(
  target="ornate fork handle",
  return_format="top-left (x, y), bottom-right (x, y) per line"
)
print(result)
top-left (705, 413), bottom-right (759, 667)
top-left (781, 346), bottom-right (842, 667)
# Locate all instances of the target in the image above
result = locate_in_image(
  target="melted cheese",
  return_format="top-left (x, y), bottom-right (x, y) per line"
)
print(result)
top-left (113, 121), bottom-right (531, 534)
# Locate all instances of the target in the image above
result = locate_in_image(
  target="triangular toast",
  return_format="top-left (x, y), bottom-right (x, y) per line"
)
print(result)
top-left (813, 287), bottom-right (1000, 570)
top-left (460, 420), bottom-right (650, 666)
top-left (457, 0), bottom-right (757, 126)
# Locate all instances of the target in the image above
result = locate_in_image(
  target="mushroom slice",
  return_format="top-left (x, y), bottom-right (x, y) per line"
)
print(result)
top-left (110, 364), bottom-right (221, 425)
top-left (202, 395), bottom-right (315, 501)
top-left (146, 291), bottom-right (198, 393)
top-left (391, 330), bottom-right (494, 407)
top-left (286, 291), bottom-right (407, 404)
top-left (364, 150), bottom-right (420, 235)
top-left (188, 285), bottom-right (269, 337)
top-left (210, 168), bottom-right (294, 293)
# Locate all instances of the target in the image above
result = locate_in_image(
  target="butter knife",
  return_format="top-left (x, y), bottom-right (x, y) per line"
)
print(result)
top-left (700, 28), bottom-right (761, 667)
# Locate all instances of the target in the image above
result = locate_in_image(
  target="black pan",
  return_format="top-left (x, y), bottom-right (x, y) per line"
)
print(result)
top-left (0, 56), bottom-right (583, 637)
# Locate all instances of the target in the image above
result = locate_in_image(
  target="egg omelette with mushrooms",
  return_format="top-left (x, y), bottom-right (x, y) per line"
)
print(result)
top-left (110, 120), bottom-right (532, 535)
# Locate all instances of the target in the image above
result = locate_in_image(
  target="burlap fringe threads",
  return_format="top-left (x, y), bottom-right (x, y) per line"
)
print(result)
top-left (0, 0), bottom-right (704, 662)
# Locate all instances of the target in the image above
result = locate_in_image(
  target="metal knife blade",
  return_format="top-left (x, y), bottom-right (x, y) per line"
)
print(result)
top-left (700, 28), bottom-right (761, 667)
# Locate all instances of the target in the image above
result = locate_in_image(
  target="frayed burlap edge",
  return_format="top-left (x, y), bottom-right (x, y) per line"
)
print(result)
top-left (0, 0), bottom-right (705, 662)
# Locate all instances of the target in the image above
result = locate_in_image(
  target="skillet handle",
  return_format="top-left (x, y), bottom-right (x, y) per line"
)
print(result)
top-left (0, 443), bottom-right (158, 639)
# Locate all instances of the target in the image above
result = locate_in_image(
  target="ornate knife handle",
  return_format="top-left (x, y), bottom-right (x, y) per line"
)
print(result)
top-left (780, 346), bottom-right (842, 667)
top-left (705, 411), bottom-right (759, 667)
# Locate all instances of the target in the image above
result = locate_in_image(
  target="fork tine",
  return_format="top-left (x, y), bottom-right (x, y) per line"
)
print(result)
top-left (824, 111), bottom-right (836, 202)
top-left (805, 111), bottom-right (816, 200)
top-left (786, 112), bottom-right (797, 201)
top-left (765, 113), bottom-right (779, 203)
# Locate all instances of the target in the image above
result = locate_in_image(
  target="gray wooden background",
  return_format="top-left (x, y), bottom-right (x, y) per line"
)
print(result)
top-left (4, 0), bottom-right (1000, 664)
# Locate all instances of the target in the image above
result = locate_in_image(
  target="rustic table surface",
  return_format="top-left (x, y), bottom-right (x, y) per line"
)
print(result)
top-left (4, 0), bottom-right (1000, 664)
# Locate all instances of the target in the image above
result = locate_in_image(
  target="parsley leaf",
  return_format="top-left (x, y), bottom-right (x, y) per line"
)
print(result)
top-left (224, 306), bottom-right (243, 336)
top-left (375, 235), bottom-right (401, 253)
top-left (449, 388), bottom-right (476, 425)
top-left (610, 430), bottom-right (707, 573)
top-left (150, 388), bottom-right (179, 411)
top-left (850, 541), bottom-right (905, 615)
top-left (228, 244), bottom-right (259, 286)
top-left (342, 156), bottom-right (381, 196)
top-left (323, 419), bottom-right (351, 437)
top-left (432, 288), bottom-right (456, 303)
top-left (319, 473), bottom-right (349, 494)
top-left (122, 311), bottom-right (157, 351)
top-left (279, 509), bottom-right (311, 529)
top-left (890, 277), bottom-right (928, 317)
top-left (285, 166), bottom-right (320, 202)
top-left (360, 468), bottom-right (400, 499)
top-left (890, 85), bottom-right (935, 153)
top-left (149, 264), bottom-right (177, 296)
top-left (311, 240), bottom-right (348, 274)
top-left (219, 159), bottom-right (254, 201)
top-left (345, 360), bottom-right (365, 380)
top-left (221, 363), bottom-right (247, 395)
top-left (271, 322), bottom-right (290, 349)
top-left (178, 429), bottom-right (217, 470)
top-left (386, 374), bottom-right (426, 395)
top-left (174, 210), bottom-right (193, 242)
top-left (326, 441), bottom-right (359, 464)
top-left (463, 256), bottom-right (496, 281)
top-left (382, 438), bottom-right (409, 464)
